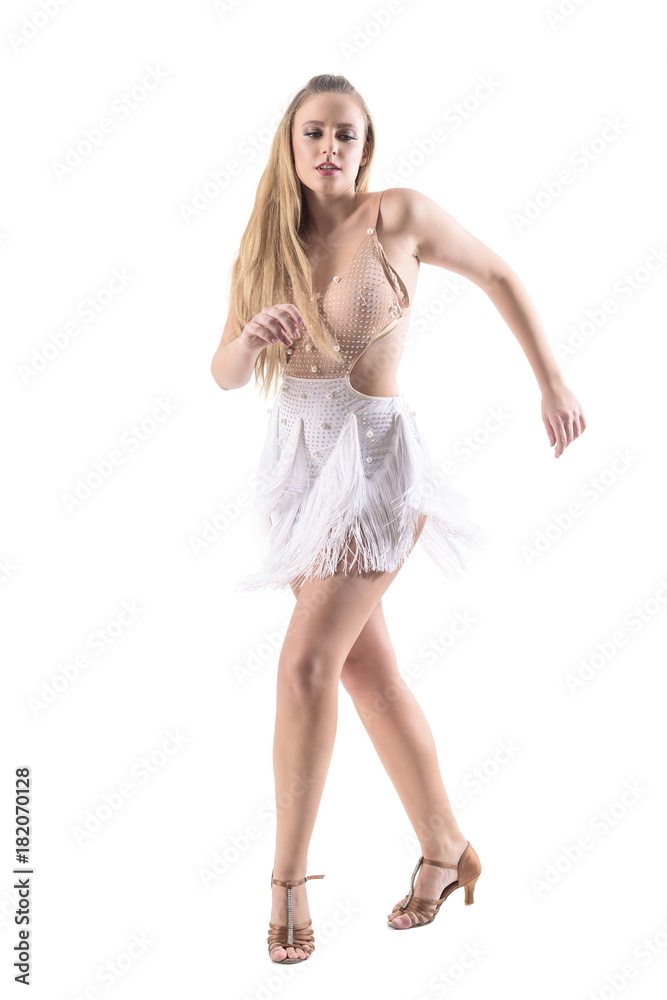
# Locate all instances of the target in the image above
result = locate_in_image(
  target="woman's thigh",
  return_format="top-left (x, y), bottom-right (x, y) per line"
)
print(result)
top-left (282, 513), bottom-right (428, 677)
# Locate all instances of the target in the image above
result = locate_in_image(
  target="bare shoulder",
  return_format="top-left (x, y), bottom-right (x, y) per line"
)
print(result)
top-left (375, 187), bottom-right (440, 254)
top-left (374, 187), bottom-right (424, 258)
top-left (376, 187), bottom-right (419, 234)
top-left (378, 187), bottom-right (509, 290)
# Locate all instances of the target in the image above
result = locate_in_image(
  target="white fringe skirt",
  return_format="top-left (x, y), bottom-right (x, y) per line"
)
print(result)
top-left (234, 374), bottom-right (490, 593)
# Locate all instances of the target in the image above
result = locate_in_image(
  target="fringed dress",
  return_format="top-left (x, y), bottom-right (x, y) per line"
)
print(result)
top-left (235, 190), bottom-right (490, 593)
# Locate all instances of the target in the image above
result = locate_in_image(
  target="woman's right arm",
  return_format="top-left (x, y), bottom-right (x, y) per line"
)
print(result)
top-left (210, 291), bottom-right (305, 391)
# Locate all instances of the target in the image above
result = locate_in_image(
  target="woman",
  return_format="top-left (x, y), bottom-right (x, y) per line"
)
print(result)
top-left (210, 73), bottom-right (586, 964)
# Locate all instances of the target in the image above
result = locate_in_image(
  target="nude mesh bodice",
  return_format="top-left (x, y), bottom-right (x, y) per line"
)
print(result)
top-left (284, 191), bottom-right (411, 379)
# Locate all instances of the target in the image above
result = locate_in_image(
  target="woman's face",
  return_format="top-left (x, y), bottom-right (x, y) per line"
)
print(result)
top-left (292, 93), bottom-right (368, 194)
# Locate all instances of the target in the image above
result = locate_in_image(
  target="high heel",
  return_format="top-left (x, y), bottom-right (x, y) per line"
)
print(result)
top-left (463, 871), bottom-right (479, 905)
top-left (388, 841), bottom-right (481, 929)
top-left (268, 871), bottom-right (325, 963)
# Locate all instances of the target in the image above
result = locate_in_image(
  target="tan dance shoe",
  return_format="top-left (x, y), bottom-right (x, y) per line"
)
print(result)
top-left (268, 871), bottom-right (325, 963)
top-left (388, 841), bottom-right (481, 928)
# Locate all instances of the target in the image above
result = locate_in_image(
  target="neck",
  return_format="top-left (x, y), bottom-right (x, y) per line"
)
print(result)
top-left (300, 188), bottom-right (363, 238)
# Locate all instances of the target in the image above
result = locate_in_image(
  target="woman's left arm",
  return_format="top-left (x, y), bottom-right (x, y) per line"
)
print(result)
top-left (400, 188), bottom-right (587, 459)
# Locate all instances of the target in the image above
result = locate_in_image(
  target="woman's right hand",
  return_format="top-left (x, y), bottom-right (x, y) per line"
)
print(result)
top-left (240, 303), bottom-right (306, 352)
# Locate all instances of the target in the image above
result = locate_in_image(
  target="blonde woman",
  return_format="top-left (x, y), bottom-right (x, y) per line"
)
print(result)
top-left (211, 74), bottom-right (586, 964)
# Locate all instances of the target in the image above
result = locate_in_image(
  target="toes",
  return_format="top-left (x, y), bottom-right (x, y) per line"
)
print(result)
top-left (270, 944), bottom-right (310, 962)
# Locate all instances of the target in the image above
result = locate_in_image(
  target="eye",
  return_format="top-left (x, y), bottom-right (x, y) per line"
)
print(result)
top-left (303, 131), bottom-right (356, 142)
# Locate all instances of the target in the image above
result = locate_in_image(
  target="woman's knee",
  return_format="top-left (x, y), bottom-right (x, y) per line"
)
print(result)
top-left (339, 649), bottom-right (402, 700)
top-left (277, 647), bottom-right (340, 698)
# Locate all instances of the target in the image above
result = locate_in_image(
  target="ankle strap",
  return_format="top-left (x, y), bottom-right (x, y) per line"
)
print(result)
top-left (271, 873), bottom-right (325, 888)
top-left (421, 842), bottom-right (469, 869)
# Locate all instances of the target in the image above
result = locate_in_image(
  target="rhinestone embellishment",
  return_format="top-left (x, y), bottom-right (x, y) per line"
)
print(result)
top-left (279, 203), bottom-right (406, 396)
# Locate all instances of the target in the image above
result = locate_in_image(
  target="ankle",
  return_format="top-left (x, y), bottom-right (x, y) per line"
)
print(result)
top-left (272, 870), bottom-right (308, 883)
top-left (419, 834), bottom-right (467, 861)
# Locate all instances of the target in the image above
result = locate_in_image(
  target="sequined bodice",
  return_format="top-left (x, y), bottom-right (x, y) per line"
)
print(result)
top-left (284, 191), bottom-right (411, 382)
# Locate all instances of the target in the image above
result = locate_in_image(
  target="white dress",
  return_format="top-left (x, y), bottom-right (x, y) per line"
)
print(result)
top-left (234, 191), bottom-right (490, 593)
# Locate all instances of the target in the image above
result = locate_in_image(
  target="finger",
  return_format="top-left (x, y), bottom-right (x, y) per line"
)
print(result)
top-left (553, 417), bottom-right (567, 457)
top-left (562, 414), bottom-right (573, 445)
top-left (543, 412), bottom-right (556, 446)
top-left (266, 306), bottom-right (303, 341)
top-left (261, 313), bottom-right (299, 345)
top-left (281, 303), bottom-right (307, 331)
top-left (282, 304), bottom-right (307, 334)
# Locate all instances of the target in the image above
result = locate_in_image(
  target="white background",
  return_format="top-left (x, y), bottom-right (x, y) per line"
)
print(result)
top-left (2, 0), bottom-right (666, 997)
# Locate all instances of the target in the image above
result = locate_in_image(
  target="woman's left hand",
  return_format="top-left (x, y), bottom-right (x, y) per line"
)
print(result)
top-left (541, 380), bottom-right (587, 458)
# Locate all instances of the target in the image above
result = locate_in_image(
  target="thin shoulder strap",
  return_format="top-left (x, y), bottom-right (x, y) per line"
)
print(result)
top-left (367, 190), bottom-right (384, 230)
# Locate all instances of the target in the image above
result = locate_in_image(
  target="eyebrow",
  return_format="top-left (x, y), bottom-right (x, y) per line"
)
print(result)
top-left (300, 120), bottom-right (359, 129)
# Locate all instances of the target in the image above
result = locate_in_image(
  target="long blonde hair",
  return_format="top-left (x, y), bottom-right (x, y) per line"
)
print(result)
top-left (227, 74), bottom-right (376, 402)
